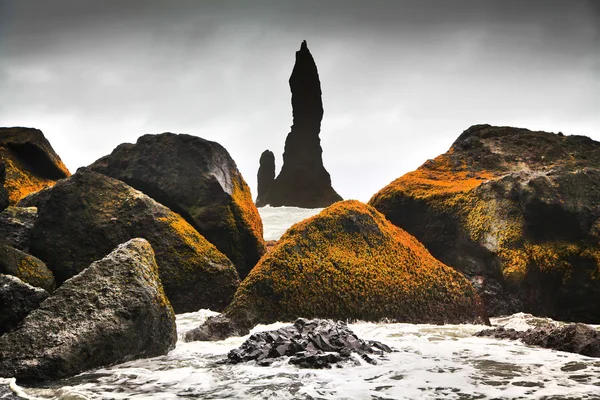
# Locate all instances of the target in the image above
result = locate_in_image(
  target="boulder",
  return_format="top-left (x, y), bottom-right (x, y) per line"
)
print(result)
top-left (0, 244), bottom-right (54, 292)
top-left (255, 150), bottom-right (275, 207)
top-left (0, 162), bottom-right (9, 212)
top-left (0, 127), bottom-right (70, 205)
top-left (370, 125), bottom-right (600, 322)
top-left (0, 274), bottom-right (49, 336)
top-left (29, 168), bottom-right (239, 313)
top-left (258, 41), bottom-right (342, 208)
top-left (0, 239), bottom-right (177, 382)
top-left (88, 133), bottom-right (265, 279)
top-left (476, 323), bottom-right (600, 358)
top-left (186, 200), bottom-right (487, 340)
top-left (0, 206), bottom-right (37, 251)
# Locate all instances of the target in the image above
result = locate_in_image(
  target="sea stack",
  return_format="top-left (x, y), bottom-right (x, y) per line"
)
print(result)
top-left (257, 41), bottom-right (342, 208)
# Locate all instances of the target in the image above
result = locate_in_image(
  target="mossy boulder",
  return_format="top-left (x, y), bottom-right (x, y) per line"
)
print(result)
top-left (0, 239), bottom-right (176, 382)
top-left (0, 127), bottom-right (70, 205)
top-left (88, 133), bottom-right (265, 278)
top-left (186, 200), bottom-right (487, 340)
top-left (28, 168), bottom-right (239, 313)
top-left (0, 244), bottom-right (55, 292)
top-left (0, 274), bottom-right (49, 336)
top-left (369, 125), bottom-right (600, 322)
top-left (0, 206), bottom-right (37, 251)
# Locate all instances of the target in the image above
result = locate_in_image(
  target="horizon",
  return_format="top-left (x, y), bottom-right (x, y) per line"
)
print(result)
top-left (1, 0), bottom-right (598, 202)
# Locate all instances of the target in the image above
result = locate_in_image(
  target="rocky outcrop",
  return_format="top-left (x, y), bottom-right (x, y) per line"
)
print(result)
top-left (255, 150), bottom-right (275, 207)
top-left (370, 125), bottom-right (600, 322)
top-left (0, 162), bottom-right (9, 212)
top-left (0, 239), bottom-right (176, 382)
top-left (0, 127), bottom-right (70, 205)
top-left (0, 274), bottom-right (49, 336)
top-left (0, 244), bottom-right (54, 292)
top-left (226, 318), bottom-right (392, 368)
top-left (88, 133), bottom-right (265, 279)
top-left (476, 323), bottom-right (600, 358)
top-left (257, 41), bottom-right (342, 208)
top-left (186, 200), bottom-right (487, 340)
top-left (28, 168), bottom-right (239, 313)
top-left (0, 206), bottom-right (37, 251)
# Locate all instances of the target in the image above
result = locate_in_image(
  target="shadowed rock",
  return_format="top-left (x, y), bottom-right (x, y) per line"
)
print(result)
top-left (0, 274), bottom-right (48, 336)
top-left (0, 207), bottom-right (37, 251)
top-left (255, 150), bottom-right (275, 207)
top-left (0, 162), bottom-right (8, 212)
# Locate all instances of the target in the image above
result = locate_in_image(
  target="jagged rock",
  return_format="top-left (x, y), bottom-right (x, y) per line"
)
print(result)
top-left (258, 41), bottom-right (342, 208)
top-left (255, 150), bottom-right (275, 207)
top-left (0, 239), bottom-right (177, 382)
top-left (0, 274), bottom-right (49, 336)
top-left (0, 244), bottom-right (54, 292)
top-left (28, 168), bottom-right (239, 313)
top-left (225, 318), bottom-right (392, 368)
top-left (88, 133), bottom-right (265, 279)
top-left (370, 125), bottom-right (600, 322)
top-left (0, 206), bottom-right (37, 251)
top-left (476, 323), bottom-right (600, 358)
top-left (0, 127), bottom-right (70, 205)
top-left (188, 200), bottom-right (488, 340)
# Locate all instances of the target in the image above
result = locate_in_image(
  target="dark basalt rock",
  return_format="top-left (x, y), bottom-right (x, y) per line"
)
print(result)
top-left (0, 162), bottom-right (9, 212)
top-left (0, 244), bottom-right (55, 292)
top-left (258, 41), bottom-right (342, 208)
top-left (88, 133), bottom-right (265, 279)
top-left (476, 323), bottom-right (600, 358)
top-left (255, 150), bottom-right (275, 207)
top-left (0, 274), bottom-right (49, 336)
top-left (225, 318), bottom-right (392, 368)
top-left (0, 207), bottom-right (37, 252)
top-left (183, 314), bottom-right (248, 342)
top-left (0, 239), bottom-right (177, 382)
top-left (28, 168), bottom-right (239, 313)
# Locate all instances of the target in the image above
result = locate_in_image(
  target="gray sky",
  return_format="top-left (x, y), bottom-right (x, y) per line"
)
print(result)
top-left (1, 0), bottom-right (599, 202)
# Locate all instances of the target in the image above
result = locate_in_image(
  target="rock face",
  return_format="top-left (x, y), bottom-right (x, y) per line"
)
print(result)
top-left (226, 318), bottom-right (392, 368)
top-left (0, 239), bottom-right (177, 382)
top-left (255, 150), bottom-right (275, 207)
top-left (28, 168), bottom-right (239, 313)
top-left (0, 244), bottom-right (55, 292)
top-left (0, 206), bottom-right (37, 252)
top-left (476, 323), bottom-right (600, 358)
top-left (88, 133), bottom-right (265, 279)
top-left (0, 274), bottom-right (49, 336)
top-left (0, 162), bottom-right (9, 212)
top-left (370, 125), bottom-right (600, 322)
top-left (257, 41), bottom-right (342, 208)
top-left (0, 127), bottom-right (70, 205)
top-left (187, 200), bottom-right (487, 340)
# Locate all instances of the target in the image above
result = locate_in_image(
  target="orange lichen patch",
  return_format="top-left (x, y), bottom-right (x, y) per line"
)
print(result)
top-left (225, 200), bottom-right (485, 325)
top-left (1, 151), bottom-right (58, 205)
top-left (230, 173), bottom-right (265, 247)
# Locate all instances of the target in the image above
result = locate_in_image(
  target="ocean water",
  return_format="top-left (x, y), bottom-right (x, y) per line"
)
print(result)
top-left (2, 207), bottom-right (600, 400)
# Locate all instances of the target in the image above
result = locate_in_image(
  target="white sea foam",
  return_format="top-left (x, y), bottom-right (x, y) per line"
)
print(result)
top-left (258, 206), bottom-right (322, 240)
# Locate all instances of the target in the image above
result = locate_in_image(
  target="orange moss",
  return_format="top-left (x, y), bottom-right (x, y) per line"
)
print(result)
top-left (1, 150), bottom-right (59, 205)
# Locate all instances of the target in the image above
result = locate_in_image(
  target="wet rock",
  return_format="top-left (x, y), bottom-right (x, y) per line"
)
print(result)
top-left (28, 168), bottom-right (239, 313)
top-left (258, 41), bottom-right (342, 208)
top-left (476, 323), bottom-right (600, 358)
top-left (370, 125), bottom-right (600, 322)
top-left (88, 132), bottom-right (265, 279)
top-left (255, 150), bottom-right (275, 207)
top-left (226, 318), bottom-right (392, 368)
top-left (183, 314), bottom-right (248, 342)
top-left (0, 127), bottom-right (70, 205)
top-left (0, 206), bottom-right (37, 251)
top-left (0, 244), bottom-right (55, 292)
top-left (0, 274), bottom-right (48, 336)
top-left (0, 238), bottom-right (177, 382)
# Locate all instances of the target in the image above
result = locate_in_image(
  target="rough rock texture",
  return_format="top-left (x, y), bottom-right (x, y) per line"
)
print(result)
top-left (29, 168), bottom-right (239, 313)
top-left (0, 162), bottom-right (9, 212)
top-left (88, 133), bottom-right (265, 279)
top-left (0, 244), bottom-right (55, 292)
top-left (0, 206), bottom-right (37, 251)
top-left (0, 127), bottom-right (70, 205)
top-left (187, 200), bottom-right (487, 340)
top-left (226, 318), bottom-right (392, 368)
top-left (0, 239), bottom-right (177, 382)
top-left (258, 41), bottom-right (342, 208)
top-left (255, 150), bottom-right (275, 207)
top-left (0, 274), bottom-right (49, 336)
top-left (370, 125), bottom-right (600, 322)
top-left (0, 385), bottom-right (20, 399)
top-left (476, 323), bottom-right (600, 358)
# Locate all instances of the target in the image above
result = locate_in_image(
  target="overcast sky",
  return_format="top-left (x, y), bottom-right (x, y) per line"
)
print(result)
top-left (1, 0), bottom-right (599, 202)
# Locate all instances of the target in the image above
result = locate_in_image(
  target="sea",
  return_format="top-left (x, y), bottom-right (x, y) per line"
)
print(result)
top-left (1, 206), bottom-right (599, 400)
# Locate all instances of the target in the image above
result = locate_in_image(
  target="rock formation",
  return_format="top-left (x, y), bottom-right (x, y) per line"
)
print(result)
top-left (255, 150), bottom-right (275, 207)
top-left (257, 41), bottom-right (342, 208)
top-left (89, 133), bottom-right (265, 278)
top-left (0, 206), bottom-right (37, 251)
top-left (0, 239), bottom-right (177, 382)
top-left (0, 244), bottom-right (55, 292)
top-left (0, 274), bottom-right (48, 336)
top-left (28, 168), bottom-right (239, 313)
top-left (0, 162), bottom-right (9, 212)
top-left (185, 200), bottom-right (488, 341)
top-left (0, 127), bottom-right (70, 205)
top-left (369, 125), bottom-right (600, 322)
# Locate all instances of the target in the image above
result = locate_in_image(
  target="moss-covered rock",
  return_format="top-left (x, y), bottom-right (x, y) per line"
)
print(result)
top-left (29, 168), bottom-right (239, 313)
top-left (88, 133), bottom-right (265, 278)
top-left (186, 200), bottom-right (487, 340)
top-left (369, 125), bottom-right (600, 322)
top-left (0, 244), bottom-right (55, 292)
top-left (0, 127), bottom-right (70, 205)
